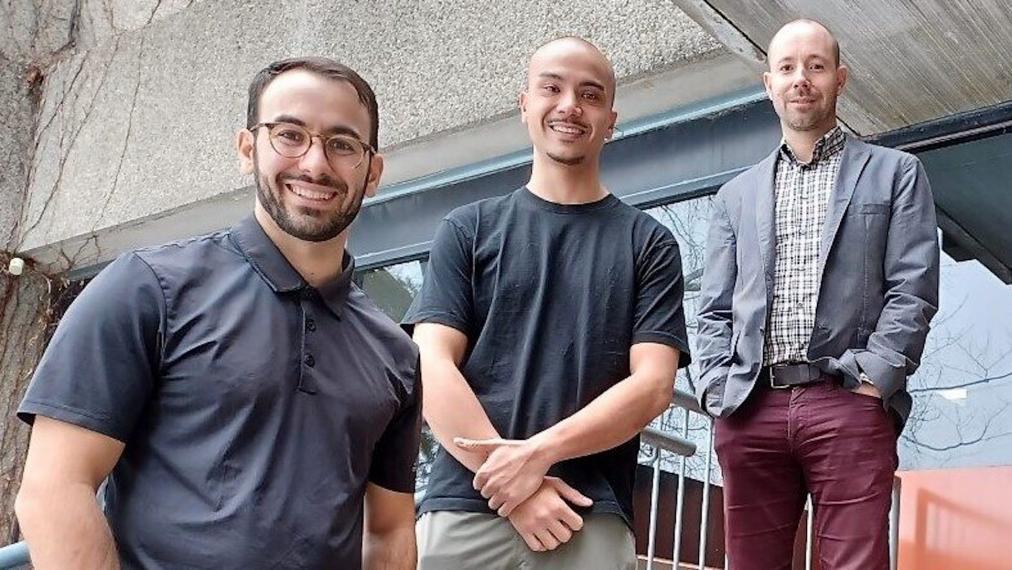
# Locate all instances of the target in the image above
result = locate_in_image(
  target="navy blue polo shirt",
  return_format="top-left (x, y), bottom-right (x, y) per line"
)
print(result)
top-left (18, 215), bottom-right (421, 569)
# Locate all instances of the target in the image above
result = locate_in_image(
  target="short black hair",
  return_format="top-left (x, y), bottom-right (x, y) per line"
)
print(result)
top-left (246, 57), bottom-right (379, 148)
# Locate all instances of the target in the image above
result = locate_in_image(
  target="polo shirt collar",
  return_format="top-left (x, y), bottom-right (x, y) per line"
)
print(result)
top-left (230, 215), bottom-right (355, 318)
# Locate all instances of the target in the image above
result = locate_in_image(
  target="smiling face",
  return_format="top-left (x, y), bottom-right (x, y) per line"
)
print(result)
top-left (520, 38), bottom-right (618, 167)
top-left (764, 20), bottom-right (847, 136)
top-left (236, 69), bottom-right (382, 243)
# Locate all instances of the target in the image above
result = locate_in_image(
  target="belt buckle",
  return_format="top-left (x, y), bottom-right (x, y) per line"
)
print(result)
top-left (769, 365), bottom-right (792, 390)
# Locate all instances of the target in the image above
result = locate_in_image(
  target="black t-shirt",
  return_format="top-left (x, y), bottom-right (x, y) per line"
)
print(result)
top-left (403, 187), bottom-right (691, 526)
top-left (18, 216), bottom-right (421, 569)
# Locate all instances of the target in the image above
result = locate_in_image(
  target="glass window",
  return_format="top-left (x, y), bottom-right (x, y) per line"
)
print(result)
top-left (356, 259), bottom-right (425, 322)
top-left (641, 197), bottom-right (722, 485)
top-left (637, 196), bottom-right (1012, 477)
top-left (899, 253), bottom-right (1012, 470)
top-left (358, 196), bottom-right (1012, 489)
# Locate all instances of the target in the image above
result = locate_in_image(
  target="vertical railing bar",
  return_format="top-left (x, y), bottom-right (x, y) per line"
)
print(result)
top-left (647, 446), bottom-right (662, 570)
top-left (697, 420), bottom-right (713, 570)
top-left (673, 408), bottom-right (689, 569)
top-left (805, 494), bottom-right (814, 570)
top-left (890, 477), bottom-right (902, 570)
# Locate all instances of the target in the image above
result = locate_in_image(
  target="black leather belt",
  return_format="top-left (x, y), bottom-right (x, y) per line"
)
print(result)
top-left (760, 363), bottom-right (839, 389)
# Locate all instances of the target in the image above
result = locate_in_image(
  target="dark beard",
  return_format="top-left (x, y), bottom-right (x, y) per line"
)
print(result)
top-left (253, 153), bottom-right (367, 243)
top-left (547, 152), bottom-right (585, 166)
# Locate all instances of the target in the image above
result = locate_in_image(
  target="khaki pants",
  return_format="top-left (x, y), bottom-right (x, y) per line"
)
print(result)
top-left (416, 511), bottom-right (636, 570)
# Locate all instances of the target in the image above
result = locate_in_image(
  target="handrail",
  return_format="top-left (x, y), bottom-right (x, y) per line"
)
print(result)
top-left (0, 385), bottom-right (900, 570)
top-left (672, 387), bottom-right (704, 415)
top-left (641, 426), bottom-right (697, 457)
top-left (0, 541), bottom-right (28, 569)
top-left (640, 392), bottom-right (714, 570)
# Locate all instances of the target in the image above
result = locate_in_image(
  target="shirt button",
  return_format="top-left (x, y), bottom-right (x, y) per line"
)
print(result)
top-left (306, 318), bottom-right (316, 332)
top-left (304, 354), bottom-right (315, 367)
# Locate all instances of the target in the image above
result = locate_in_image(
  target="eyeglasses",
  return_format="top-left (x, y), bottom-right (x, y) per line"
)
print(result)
top-left (250, 122), bottom-right (375, 169)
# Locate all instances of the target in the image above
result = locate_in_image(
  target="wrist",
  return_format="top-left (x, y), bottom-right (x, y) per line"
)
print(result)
top-left (527, 431), bottom-right (560, 467)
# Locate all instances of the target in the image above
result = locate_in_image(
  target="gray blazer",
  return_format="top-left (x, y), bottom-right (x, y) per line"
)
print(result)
top-left (695, 135), bottom-right (940, 424)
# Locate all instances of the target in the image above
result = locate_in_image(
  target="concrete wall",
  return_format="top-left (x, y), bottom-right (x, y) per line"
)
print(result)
top-left (0, 59), bottom-right (35, 253)
top-left (5, 0), bottom-right (750, 273)
top-left (1, 1), bottom-right (75, 253)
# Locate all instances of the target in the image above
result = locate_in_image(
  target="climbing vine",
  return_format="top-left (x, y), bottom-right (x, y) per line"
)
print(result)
top-left (0, 253), bottom-right (85, 545)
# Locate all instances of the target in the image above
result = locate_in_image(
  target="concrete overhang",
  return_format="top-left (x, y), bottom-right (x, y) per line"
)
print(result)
top-left (670, 0), bottom-right (1012, 134)
top-left (669, 0), bottom-right (1012, 282)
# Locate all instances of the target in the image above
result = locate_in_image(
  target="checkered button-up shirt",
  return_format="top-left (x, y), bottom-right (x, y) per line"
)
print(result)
top-left (763, 127), bottom-right (846, 366)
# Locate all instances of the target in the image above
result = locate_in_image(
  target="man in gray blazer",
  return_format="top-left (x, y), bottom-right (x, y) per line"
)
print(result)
top-left (696, 19), bottom-right (939, 570)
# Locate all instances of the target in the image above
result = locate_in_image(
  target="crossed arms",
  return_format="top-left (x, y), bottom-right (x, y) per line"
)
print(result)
top-left (413, 322), bottom-right (679, 551)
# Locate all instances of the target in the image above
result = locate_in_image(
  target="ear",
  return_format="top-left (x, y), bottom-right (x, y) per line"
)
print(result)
top-left (606, 109), bottom-right (618, 139)
top-left (363, 152), bottom-right (385, 199)
top-left (836, 64), bottom-right (849, 94)
top-left (237, 129), bottom-right (255, 175)
top-left (518, 91), bottom-right (528, 124)
top-left (762, 71), bottom-right (773, 99)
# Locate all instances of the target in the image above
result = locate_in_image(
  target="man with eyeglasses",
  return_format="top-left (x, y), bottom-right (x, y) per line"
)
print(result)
top-left (15, 57), bottom-right (421, 569)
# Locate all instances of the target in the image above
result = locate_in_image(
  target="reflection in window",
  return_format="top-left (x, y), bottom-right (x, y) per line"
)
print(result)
top-left (900, 254), bottom-right (1012, 470)
top-left (356, 197), bottom-right (1012, 492)
top-left (641, 197), bottom-right (722, 484)
top-left (639, 197), bottom-right (1012, 475)
top-left (356, 259), bottom-right (425, 322)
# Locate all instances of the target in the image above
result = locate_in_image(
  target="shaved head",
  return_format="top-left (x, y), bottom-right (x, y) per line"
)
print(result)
top-left (519, 35), bottom-right (618, 168)
top-left (763, 17), bottom-right (847, 137)
top-left (527, 36), bottom-right (616, 104)
top-left (768, 19), bottom-right (840, 67)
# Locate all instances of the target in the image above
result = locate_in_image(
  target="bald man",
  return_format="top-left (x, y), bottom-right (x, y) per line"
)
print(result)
top-left (404, 37), bottom-right (691, 569)
top-left (696, 19), bottom-right (939, 569)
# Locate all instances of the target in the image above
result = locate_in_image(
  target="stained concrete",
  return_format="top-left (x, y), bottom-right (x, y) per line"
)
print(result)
top-left (0, 58), bottom-right (36, 252)
top-left (12, 0), bottom-right (728, 270)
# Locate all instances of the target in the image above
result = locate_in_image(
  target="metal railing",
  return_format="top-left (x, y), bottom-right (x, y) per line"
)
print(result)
top-left (0, 389), bottom-right (903, 570)
top-left (640, 388), bottom-right (904, 570)
top-left (0, 541), bottom-right (27, 569)
top-left (0, 389), bottom-right (709, 570)
top-left (639, 388), bottom-right (714, 570)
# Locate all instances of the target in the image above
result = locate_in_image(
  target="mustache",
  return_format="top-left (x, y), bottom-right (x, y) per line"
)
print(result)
top-left (278, 173), bottom-right (346, 191)
top-left (548, 118), bottom-right (590, 128)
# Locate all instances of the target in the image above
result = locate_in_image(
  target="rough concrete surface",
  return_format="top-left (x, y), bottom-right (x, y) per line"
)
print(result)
top-left (15, 0), bottom-right (723, 262)
top-left (0, 0), bottom-right (76, 63)
top-left (700, 0), bottom-right (1012, 134)
top-left (75, 0), bottom-right (207, 51)
top-left (0, 57), bottom-right (35, 252)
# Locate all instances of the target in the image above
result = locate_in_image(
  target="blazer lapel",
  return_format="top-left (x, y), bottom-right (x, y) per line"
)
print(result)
top-left (818, 136), bottom-right (871, 276)
top-left (754, 148), bottom-right (779, 305)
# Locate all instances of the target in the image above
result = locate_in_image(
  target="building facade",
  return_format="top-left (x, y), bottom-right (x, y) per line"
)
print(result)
top-left (2, 1), bottom-right (1011, 567)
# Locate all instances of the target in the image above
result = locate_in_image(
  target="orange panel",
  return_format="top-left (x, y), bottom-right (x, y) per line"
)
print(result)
top-left (897, 467), bottom-right (1012, 570)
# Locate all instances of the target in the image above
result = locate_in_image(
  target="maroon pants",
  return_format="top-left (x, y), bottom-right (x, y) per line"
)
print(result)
top-left (715, 380), bottom-right (898, 570)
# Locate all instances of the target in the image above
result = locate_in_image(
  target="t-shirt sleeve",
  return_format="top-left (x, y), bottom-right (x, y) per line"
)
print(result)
top-left (368, 358), bottom-right (423, 493)
top-left (633, 232), bottom-right (693, 368)
top-left (400, 216), bottom-right (474, 335)
top-left (17, 252), bottom-right (165, 442)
